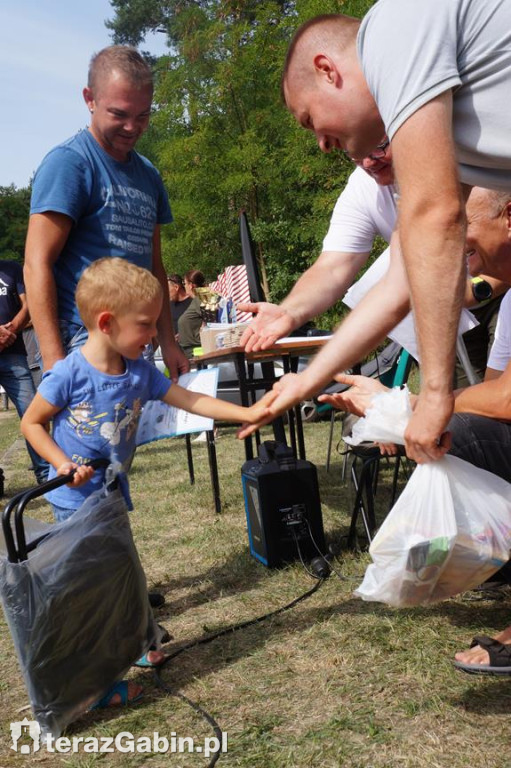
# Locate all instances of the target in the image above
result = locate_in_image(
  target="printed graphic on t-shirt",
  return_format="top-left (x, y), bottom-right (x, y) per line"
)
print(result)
top-left (66, 397), bottom-right (143, 450)
top-left (101, 183), bottom-right (157, 257)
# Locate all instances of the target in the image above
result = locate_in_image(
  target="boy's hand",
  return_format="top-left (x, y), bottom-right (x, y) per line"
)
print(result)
top-left (317, 373), bottom-right (388, 417)
top-left (57, 461), bottom-right (95, 487)
top-left (236, 388), bottom-right (280, 438)
top-left (243, 388), bottom-right (279, 422)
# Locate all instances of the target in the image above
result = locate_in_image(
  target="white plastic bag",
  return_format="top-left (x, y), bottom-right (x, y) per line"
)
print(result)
top-left (349, 389), bottom-right (511, 606)
top-left (344, 385), bottom-right (413, 447)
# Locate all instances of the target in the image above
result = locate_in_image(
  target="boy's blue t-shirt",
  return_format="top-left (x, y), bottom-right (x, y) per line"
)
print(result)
top-left (30, 129), bottom-right (172, 325)
top-left (38, 349), bottom-right (171, 509)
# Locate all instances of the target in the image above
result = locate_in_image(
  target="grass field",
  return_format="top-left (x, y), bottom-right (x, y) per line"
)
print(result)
top-left (0, 408), bottom-right (510, 767)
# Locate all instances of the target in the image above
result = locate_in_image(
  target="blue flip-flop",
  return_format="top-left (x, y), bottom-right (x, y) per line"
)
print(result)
top-left (133, 652), bottom-right (167, 669)
top-left (90, 680), bottom-right (143, 710)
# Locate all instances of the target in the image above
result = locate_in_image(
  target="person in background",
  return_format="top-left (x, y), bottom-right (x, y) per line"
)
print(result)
top-left (24, 45), bottom-right (188, 382)
top-left (178, 269), bottom-right (207, 359)
top-left (167, 274), bottom-right (192, 339)
top-left (0, 259), bottom-right (48, 484)
top-left (22, 321), bottom-right (43, 389)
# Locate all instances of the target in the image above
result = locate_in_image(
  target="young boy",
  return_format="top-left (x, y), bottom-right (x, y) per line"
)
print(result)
top-left (21, 257), bottom-right (275, 709)
top-left (22, 257), bottom-right (275, 517)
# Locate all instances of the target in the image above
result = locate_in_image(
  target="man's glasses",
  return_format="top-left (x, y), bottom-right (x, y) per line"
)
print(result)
top-left (365, 137), bottom-right (390, 161)
top-left (350, 137), bottom-right (390, 163)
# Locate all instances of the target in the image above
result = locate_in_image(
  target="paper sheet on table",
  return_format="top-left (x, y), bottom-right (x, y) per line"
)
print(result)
top-left (275, 335), bottom-right (334, 344)
top-left (136, 369), bottom-right (219, 445)
top-left (342, 247), bottom-right (478, 362)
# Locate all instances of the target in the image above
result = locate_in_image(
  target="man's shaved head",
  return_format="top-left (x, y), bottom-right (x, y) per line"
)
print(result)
top-left (281, 14), bottom-right (360, 101)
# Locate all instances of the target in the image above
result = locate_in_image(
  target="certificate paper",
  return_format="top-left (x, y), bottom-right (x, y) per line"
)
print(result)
top-left (136, 369), bottom-right (219, 445)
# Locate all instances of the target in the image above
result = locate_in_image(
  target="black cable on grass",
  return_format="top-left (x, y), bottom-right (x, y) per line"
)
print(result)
top-left (153, 576), bottom-right (325, 767)
top-left (150, 679), bottom-right (224, 768)
top-left (302, 517), bottom-right (348, 582)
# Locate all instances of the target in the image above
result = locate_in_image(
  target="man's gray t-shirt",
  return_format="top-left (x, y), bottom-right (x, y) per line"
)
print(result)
top-left (358, 0), bottom-right (511, 190)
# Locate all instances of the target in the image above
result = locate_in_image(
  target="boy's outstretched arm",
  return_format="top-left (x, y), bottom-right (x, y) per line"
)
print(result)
top-left (162, 383), bottom-right (278, 425)
top-left (21, 393), bottom-right (94, 487)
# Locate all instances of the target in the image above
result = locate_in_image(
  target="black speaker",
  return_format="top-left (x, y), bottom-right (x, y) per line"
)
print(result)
top-left (241, 441), bottom-right (326, 568)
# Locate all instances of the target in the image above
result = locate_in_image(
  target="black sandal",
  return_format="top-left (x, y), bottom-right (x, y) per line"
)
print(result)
top-left (454, 634), bottom-right (511, 675)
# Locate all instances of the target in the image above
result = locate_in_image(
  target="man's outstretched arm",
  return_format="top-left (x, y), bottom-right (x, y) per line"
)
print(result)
top-left (239, 249), bottom-right (369, 352)
top-left (238, 242), bottom-right (411, 437)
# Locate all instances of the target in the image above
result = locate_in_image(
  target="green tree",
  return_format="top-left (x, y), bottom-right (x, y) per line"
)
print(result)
top-left (107, 0), bottom-right (377, 326)
top-left (0, 184), bottom-right (31, 263)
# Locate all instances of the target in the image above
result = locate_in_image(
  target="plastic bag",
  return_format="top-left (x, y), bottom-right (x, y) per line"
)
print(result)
top-left (0, 481), bottom-right (156, 737)
top-left (344, 385), bottom-right (413, 446)
top-left (349, 388), bottom-right (511, 606)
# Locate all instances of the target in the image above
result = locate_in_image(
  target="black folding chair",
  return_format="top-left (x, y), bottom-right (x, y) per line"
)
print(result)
top-left (319, 343), bottom-right (414, 550)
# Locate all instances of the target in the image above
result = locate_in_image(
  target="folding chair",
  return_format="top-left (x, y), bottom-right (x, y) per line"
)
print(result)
top-left (318, 343), bottom-right (414, 550)
top-left (323, 341), bottom-right (410, 472)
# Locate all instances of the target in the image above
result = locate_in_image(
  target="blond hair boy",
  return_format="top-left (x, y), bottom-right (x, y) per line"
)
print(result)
top-left (22, 257), bottom-right (274, 519)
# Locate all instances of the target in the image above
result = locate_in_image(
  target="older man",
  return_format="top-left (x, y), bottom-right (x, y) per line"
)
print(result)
top-left (319, 187), bottom-right (511, 675)
top-left (273, 4), bottom-right (511, 463)
top-left (24, 45), bottom-right (188, 381)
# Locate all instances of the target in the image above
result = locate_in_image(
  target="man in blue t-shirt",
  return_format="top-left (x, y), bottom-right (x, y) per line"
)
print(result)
top-left (24, 45), bottom-right (188, 381)
top-left (0, 260), bottom-right (48, 483)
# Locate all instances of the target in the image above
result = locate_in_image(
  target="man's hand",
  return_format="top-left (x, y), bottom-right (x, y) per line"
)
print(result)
top-left (161, 343), bottom-right (190, 382)
top-left (0, 323), bottom-right (16, 351)
top-left (317, 373), bottom-right (388, 416)
top-left (404, 391), bottom-right (453, 463)
top-left (237, 388), bottom-right (279, 433)
top-left (238, 302), bottom-right (296, 352)
top-left (237, 372), bottom-right (308, 439)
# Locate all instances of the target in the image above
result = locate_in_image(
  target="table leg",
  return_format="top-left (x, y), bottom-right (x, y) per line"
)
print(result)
top-left (235, 352), bottom-right (254, 460)
top-left (185, 433), bottom-right (195, 485)
top-left (281, 357), bottom-right (298, 456)
top-left (206, 429), bottom-right (222, 514)
top-left (290, 356), bottom-right (306, 460)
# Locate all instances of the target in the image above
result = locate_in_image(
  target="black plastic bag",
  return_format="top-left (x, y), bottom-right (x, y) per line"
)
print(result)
top-left (0, 476), bottom-right (156, 737)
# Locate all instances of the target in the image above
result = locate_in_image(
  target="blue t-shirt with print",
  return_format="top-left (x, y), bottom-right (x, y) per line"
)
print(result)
top-left (30, 129), bottom-right (172, 325)
top-left (38, 349), bottom-right (171, 509)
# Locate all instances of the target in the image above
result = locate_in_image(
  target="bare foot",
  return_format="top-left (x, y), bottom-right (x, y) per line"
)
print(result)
top-left (454, 625), bottom-right (511, 666)
top-left (108, 681), bottom-right (143, 705)
top-left (91, 680), bottom-right (143, 710)
top-left (145, 650), bottom-right (166, 665)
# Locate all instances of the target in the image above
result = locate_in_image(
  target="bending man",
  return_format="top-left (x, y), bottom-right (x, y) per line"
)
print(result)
top-left (269, 6), bottom-right (511, 461)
